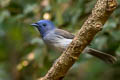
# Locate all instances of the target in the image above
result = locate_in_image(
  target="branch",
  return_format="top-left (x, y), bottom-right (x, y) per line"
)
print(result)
top-left (40, 0), bottom-right (118, 80)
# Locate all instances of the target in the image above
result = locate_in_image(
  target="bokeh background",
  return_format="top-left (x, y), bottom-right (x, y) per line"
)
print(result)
top-left (0, 0), bottom-right (120, 80)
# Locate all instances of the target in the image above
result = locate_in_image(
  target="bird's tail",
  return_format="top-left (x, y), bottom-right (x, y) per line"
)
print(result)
top-left (84, 47), bottom-right (117, 64)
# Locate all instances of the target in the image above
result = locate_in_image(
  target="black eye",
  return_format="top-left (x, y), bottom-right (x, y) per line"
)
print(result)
top-left (43, 23), bottom-right (47, 27)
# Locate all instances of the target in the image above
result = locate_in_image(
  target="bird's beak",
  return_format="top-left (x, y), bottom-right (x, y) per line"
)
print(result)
top-left (30, 23), bottom-right (38, 27)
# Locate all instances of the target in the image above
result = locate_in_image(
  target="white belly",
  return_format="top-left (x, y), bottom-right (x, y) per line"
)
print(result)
top-left (53, 38), bottom-right (72, 51)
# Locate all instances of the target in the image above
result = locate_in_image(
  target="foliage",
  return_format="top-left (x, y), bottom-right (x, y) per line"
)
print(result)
top-left (0, 0), bottom-right (120, 80)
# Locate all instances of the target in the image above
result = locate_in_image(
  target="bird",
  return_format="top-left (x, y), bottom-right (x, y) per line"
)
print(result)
top-left (31, 20), bottom-right (117, 64)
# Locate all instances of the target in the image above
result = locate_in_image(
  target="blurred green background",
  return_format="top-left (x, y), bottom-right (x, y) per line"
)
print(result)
top-left (0, 0), bottom-right (120, 80)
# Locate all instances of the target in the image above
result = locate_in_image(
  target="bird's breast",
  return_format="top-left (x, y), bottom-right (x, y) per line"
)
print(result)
top-left (43, 33), bottom-right (72, 52)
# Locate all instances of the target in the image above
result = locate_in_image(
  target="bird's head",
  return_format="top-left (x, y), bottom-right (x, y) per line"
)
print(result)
top-left (31, 20), bottom-right (56, 37)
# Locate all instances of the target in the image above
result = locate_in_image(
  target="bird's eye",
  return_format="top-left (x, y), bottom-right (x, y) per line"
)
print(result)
top-left (43, 23), bottom-right (47, 27)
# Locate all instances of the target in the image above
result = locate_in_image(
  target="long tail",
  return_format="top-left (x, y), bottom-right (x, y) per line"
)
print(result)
top-left (83, 47), bottom-right (117, 64)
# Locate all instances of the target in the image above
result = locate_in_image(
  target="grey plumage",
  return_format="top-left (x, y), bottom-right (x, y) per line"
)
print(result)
top-left (43, 29), bottom-right (117, 64)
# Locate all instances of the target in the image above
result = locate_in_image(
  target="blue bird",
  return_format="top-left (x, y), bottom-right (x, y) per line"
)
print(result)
top-left (31, 20), bottom-right (117, 64)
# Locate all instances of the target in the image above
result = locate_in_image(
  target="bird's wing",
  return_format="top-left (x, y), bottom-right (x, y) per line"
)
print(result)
top-left (54, 29), bottom-right (75, 39)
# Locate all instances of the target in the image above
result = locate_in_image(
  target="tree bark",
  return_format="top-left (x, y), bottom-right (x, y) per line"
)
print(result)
top-left (39, 0), bottom-right (118, 80)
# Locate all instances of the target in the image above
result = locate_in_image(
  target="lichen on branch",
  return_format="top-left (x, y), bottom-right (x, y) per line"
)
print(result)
top-left (40, 0), bottom-right (118, 80)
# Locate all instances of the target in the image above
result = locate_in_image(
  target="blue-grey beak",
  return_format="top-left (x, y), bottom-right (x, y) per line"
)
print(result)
top-left (31, 23), bottom-right (39, 27)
